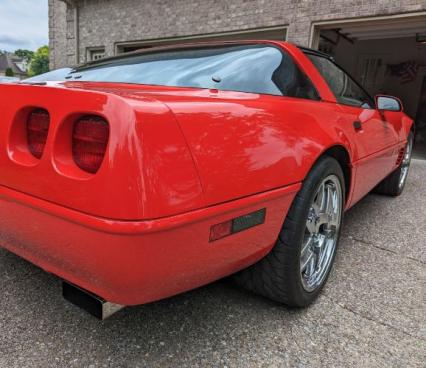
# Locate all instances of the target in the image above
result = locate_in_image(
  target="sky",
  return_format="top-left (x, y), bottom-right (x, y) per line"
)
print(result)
top-left (0, 0), bottom-right (48, 52)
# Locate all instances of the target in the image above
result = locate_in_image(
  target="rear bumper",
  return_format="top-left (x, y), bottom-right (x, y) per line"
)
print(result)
top-left (0, 184), bottom-right (300, 305)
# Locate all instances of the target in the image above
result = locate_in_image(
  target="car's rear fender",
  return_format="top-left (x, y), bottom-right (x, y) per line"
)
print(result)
top-left (161, 91), bottom-right (357, 207)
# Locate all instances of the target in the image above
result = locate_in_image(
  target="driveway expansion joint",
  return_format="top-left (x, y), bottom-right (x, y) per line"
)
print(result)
top-left (326, 296), bottom-right (424, 341)
top-left (346, 235), bottom-right (425, 265)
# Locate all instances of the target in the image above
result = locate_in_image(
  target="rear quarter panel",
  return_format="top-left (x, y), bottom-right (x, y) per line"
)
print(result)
top-left (162, 91), bottom-right (356, 206)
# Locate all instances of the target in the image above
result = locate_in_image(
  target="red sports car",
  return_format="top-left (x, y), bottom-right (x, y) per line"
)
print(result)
top-left (0, 41), bottom-right (413, 319)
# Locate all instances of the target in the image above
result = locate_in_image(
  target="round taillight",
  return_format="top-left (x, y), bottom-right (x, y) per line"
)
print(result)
top-left (72, 115), bottom-right (109, 174)
top-left (27, 109), bottom-right (50, 159)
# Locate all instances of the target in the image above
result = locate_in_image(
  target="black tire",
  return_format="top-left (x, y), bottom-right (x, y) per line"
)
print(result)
top-left (234, 156), bottom-right (345, 307)
top-left (374, 132), bottom-right (414, 197)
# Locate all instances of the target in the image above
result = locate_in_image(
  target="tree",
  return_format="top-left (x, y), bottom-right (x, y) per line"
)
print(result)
top-left (29, 46), bottom-right (49, 76)
top-left (14, 49), bottom-right (34, 62)
top-left (5, 68), bottom-right (14, 77)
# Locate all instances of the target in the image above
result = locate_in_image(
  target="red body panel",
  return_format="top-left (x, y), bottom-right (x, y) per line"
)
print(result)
top-left (0, 41), bottom-right (413, 305)
top-left (0, 83), bottom-right (204, 219)
top-left (0, 182), bottom-right (299, 305)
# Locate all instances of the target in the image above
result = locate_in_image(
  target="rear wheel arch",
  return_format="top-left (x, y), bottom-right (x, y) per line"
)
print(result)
top-left (234, 155), bottom-right (345, 306)
top-left (311, 145), bottom-right (352, 203)
top-left (403, 116), bottom-right (415, 138)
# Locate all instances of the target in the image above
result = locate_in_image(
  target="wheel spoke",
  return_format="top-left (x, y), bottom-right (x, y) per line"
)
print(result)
top-left (300, 174), bottom-right (342, 292)
top-left (403, 140), bottom-right (412, 164)
top-left (317, 237), bottom-right (330, 270)
top-left (306, 209), bottom-right (317, 234)
top-left (314, 183), bottom-right (325, 213)
top-left (300, 248), bottom-right (314, 272)
top-left (301, 235), bottom-right (313, 257)
top-left (315, 233), bottom-right (326, 249)
top-left (324, 184), bottom-right (334, 215)
top-left (399, 136), bottom-right (413, 188)
top-left (305, 252), bottom-right (317, 277)
top-left (329, 191), bottom-right (339, 227)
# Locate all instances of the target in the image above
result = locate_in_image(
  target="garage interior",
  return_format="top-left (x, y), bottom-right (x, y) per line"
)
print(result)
top-left (315, 15), bottom-right (426, 158)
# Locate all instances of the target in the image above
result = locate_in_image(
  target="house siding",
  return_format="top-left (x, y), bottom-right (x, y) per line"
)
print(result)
top-left (49, 0), bottom-right (426, 68)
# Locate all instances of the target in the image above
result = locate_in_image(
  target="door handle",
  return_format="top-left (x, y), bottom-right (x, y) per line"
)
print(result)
top-left (353, 121), bottom-right (362, 131)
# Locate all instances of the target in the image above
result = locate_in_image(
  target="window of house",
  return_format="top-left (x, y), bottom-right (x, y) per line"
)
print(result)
top-left (87, 48), bottom-right (105, 62)
top-left (306, 53), bottom-right (374, 108)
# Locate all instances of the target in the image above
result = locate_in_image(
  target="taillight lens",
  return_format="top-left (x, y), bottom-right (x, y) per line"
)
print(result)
top-left (27, 109), bottom-right (50, 159)
top-left (72, 116), bottom-right (109, 174)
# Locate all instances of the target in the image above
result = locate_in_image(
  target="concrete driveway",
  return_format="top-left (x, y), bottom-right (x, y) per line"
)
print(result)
top-left (0, 160), bottom-right (425, 368)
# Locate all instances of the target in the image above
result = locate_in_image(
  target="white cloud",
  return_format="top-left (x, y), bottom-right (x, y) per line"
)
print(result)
top-left (0, 0), bottom-right (48, 52)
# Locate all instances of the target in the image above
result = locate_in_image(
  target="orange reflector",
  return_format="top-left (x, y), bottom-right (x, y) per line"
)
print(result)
top-left (209, 220), bottom-right (232, 242)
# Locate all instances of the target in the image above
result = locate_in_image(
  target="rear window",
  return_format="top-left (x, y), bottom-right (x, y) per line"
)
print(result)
top-left (25, 68), bottom-right (73, 82)
top-left (40, 44), bottom-right (319, 99)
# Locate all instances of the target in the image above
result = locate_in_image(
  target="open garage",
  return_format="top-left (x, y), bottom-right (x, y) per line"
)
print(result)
top-left (312, 13), bottom-right (426, 157)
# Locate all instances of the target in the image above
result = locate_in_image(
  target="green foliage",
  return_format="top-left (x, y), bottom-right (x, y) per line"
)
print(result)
top-left (14, 49), bottom-right (34, 61)
top-left (29, 46), bottom-right (49, 76)
top-left (5, 68), bottom-right (14, 77)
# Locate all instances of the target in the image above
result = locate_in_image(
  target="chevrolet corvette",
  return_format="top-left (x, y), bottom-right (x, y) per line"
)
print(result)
top-left (0, 41), bottom-right (413, 318)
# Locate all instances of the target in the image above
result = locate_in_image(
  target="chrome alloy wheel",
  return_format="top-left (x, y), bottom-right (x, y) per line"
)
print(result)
top-left (399, 136), bottom-right (413, 190)
top-left (300, 175), bottom-right (343, 292)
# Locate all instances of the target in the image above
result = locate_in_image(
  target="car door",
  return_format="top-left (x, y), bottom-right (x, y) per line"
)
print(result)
top-left (305, 53), bottom-right (400, 201)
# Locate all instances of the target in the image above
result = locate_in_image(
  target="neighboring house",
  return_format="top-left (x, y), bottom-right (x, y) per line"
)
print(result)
top-left (0, 53), bottom-right (29, 79)
top-left (49, 1), bottom-right (426, 131)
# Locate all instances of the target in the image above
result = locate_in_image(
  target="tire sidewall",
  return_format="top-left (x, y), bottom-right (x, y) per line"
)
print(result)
top-left (290, 157), bottom-right (345, 306)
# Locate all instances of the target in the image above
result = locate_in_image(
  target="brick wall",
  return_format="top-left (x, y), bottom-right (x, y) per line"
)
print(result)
top-left (49, 0), bottom-right (426, 68)
top-left (49, 0), bottom-right (66, 69)
top-left (49, 0), bottom-right (81, 68)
